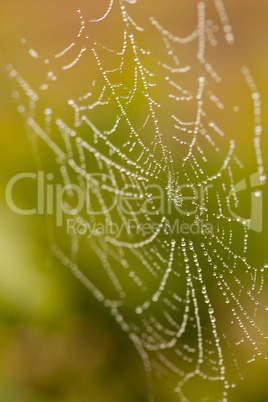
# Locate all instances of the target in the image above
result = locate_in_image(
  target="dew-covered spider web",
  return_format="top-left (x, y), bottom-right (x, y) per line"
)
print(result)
top-left (5, 0), bottom-right (268, 401)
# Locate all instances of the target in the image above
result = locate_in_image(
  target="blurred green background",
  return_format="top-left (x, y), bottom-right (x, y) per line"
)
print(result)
top-left (0, 1), bottom-right (268, 401)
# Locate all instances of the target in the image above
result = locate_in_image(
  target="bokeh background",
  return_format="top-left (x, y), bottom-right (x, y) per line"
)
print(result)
top-left (0, 1), bottom-right (268, 401)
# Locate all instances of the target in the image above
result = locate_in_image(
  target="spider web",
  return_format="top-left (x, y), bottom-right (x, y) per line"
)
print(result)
top-left (5, 1), bottom-right (268, 401)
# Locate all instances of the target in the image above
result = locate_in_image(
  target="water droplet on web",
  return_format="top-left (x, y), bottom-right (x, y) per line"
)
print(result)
top-left (17, 105), bottom-right (25, 113)
top-left (44, 108), bottom-right (52, 115)
top-left (29, 48), bottom-right (39, 59)
top-left (12, 91), bottom-right (19, 98)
